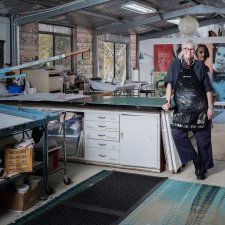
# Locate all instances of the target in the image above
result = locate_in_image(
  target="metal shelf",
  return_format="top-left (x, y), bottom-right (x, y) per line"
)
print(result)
top-left (0, 161), bottom-right (43, 187)
top-left (0, 104), bottom-right (63, 199)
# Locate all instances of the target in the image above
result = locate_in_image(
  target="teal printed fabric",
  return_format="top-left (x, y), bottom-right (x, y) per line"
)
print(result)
top-left (120, 179), bottom-right (225, 225)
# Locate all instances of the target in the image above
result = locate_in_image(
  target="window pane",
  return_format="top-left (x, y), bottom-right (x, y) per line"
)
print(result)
top-left (39, 23), bottom-right (54, 33)
top-left (54, 25), bottom-right (71, 35)
top-left (55, 36), bottom-right (71, 70)
top-left (39, 23), bottom-right (71, 35)
top-left (39, 33), bottom-right (53, 68)
top-left (115, 43), bottom-right (126, 80)
top-left (104, 42), bottom-right (114, 80)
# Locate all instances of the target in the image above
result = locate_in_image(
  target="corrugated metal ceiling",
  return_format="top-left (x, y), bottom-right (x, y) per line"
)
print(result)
top-left (0, 0), bottom-right (225, 38)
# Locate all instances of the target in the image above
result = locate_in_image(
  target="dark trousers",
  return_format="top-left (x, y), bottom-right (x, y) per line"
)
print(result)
top-left (172, 123), bottom-right (214, 170)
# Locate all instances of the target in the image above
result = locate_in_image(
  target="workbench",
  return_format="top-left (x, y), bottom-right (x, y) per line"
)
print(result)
top-left (0, 104), bottom-right (61, 199)
top-left (0, 94), bottom-right (173, 172)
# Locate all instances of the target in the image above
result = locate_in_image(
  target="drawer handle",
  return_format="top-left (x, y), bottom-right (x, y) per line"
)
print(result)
top-left (98, 134), bottom-right (105, 137)
top-left (98, 125), bottom-right (106, 128)
top-left (98, 143), bottom-right (106, 146)
top-left (98, 116), bottom-right (105, 119)
top-left (98, 154), bottom-right (106, 157)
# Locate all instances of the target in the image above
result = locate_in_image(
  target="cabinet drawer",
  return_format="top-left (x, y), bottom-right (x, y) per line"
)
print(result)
top-left (85, 120), bottom-right (119, 132)
top-left (85, 139), bottom-right (119, 150)
top-left (85, 130), bottom-right (119, 141)
top-left (108, 150), bottom-right (120, 164)
top-left (85, 148), bottom-right (108, 163)
top-left (85, 148), bottom-right (119, 164)
top-left (85, 112), bottom-right (119, 123)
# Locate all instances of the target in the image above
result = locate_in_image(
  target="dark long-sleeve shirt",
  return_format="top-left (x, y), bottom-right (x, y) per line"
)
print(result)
top-left (165, 59), bottom-right (213, 93)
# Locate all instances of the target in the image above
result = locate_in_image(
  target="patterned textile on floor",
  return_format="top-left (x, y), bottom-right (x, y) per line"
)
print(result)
top-left (120, 179), bottom-right (225, 225)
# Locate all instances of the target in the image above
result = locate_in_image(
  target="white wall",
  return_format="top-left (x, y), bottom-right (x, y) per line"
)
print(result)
top-left (0, 17), bottom-right (10, 66)
top-left (139, 36), bottom-right (225, 82)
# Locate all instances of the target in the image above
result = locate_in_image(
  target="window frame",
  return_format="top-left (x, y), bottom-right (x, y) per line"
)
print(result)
top-left (38, 24), bottom-right (73, 71)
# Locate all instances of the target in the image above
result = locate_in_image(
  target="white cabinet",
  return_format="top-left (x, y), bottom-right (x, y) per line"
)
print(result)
top-left (120, 113), bottom-right (160, 169)
top-left (84, 110), bottom-right (161, 170)
top-left (22, 69), bottom-right (63, 92)
top-left (84, 111), bottom-right (120, 164)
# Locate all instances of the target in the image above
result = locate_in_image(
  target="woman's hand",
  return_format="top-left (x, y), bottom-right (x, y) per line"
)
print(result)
top-left (162, 102), bottom-right (170, 112)
top-left (207, 108), bottom-right (214, 120)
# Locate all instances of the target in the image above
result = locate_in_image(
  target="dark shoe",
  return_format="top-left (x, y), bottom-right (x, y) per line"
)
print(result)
top-left (193, 156), bottom-right (202, 177)
top-left (195, 169), bottom-right (201, 177)
top-left (197, 169), bottom-right (207, 180)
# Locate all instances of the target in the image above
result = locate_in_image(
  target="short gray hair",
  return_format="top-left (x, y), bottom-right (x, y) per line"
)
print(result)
top-left (182, 40), bottom-right (196, 49)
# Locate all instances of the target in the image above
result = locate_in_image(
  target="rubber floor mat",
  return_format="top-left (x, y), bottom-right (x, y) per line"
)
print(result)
top-left (11, 170), bottom-right (167, 225)
top-left (19, 205), bottom-right (120, 225)
top-left (68, 171), bottom-right (167, 213)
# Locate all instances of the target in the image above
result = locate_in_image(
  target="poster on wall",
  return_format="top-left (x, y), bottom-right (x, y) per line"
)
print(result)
top-left (153, 43), bottom-right (225, 101)
top-left (154, 44), bottom-right (173, 72)
top-left (153, 44), bottom-right (180, 97)
top-left (212, 43), bottom-right (225, 101)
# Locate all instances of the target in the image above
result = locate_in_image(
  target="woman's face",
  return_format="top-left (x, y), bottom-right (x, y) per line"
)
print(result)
top-left (214, 47), bottom-right (225, 71)
top-left (182, 43), bottom-right (195, 61)
top-left (196, 46), bottom-right (208, 63)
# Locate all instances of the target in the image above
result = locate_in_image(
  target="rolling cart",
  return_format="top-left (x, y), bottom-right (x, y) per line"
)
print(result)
top-left (0, 104), bottom-right (71, 199)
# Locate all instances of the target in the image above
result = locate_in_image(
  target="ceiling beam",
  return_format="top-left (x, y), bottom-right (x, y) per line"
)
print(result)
top-left (15, 0), bottom-right (112, 25)
top-left (78, 10), bottom-right (123, 22)
top-left (140, 17), bottom-right (225, 40)
top-left (97, 4), bottom-right (225, 35)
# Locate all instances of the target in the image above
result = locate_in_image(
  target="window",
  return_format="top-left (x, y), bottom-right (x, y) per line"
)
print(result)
top-left (39, 34), bottom-right (53, 68)
top-left (103, 42), bottom-right (126, 82)
top-left (38, 24), bottom-right (72, 70)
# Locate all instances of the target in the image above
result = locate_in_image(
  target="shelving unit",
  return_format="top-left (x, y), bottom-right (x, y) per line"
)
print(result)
top-left (0, 104), bottom-right (62, 199)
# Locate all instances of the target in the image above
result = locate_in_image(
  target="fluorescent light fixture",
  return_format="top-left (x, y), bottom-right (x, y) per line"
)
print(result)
top-left (167, 18), bottom-right (181, 25)
top-left (121, 1), bottom-right (156, 14)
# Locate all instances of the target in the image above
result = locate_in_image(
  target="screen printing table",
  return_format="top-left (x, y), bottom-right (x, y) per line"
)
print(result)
top-left (0, 104), bottom-right (63, 199)
top-left (0, 94), bottom-right (181, 173)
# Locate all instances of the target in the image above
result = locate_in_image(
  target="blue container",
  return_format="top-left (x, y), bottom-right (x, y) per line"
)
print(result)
top-left (7, 85), bottom-right (24, 93)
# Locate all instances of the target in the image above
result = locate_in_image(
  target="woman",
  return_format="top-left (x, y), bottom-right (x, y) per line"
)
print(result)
top-left (162, 40), bottom-right (214, 180)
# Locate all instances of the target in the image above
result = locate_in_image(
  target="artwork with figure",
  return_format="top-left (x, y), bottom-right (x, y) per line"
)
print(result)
top-left (152, 43), bottom-right (225, 102)
top-left (153, 44), bottom-right (175, 97)
top-left (195, 43), bottom-right (213, 77)
top-left (212, 43), bottom-right (225, 101)
top-left (154, 44), bottom-right (173, 72)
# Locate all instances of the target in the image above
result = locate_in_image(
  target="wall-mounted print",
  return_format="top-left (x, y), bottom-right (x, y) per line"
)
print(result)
top-left (154, 72), bottom-right (167, 97)
top-left (195, 43), bottom-right (213, 78)
top-left (212, 43), bottom-right (225, 101)
top-left (154, 44), bottom-right (173, 72)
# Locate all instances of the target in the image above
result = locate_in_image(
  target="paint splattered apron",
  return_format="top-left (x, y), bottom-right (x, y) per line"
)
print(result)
top-left (172, 67), bottom-right (208, 130)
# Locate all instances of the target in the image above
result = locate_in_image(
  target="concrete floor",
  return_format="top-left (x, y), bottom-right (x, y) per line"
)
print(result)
top-left (1, 158), bottom-right (225, 225)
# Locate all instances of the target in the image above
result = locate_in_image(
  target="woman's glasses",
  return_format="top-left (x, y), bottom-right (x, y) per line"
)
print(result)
top-left (183, 47), bottom-right (195, 52)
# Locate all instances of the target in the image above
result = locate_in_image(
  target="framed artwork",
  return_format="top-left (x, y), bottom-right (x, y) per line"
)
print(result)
top-left (154, 44), bottom-right (173, 72)
top-left (212, 43), bottom-right (225, 101)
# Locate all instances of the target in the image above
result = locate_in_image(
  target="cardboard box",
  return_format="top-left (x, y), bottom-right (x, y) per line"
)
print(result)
top-left (5, 147), bottom-right (33, 175)
top-left (35, 148), bottom-right (59, 172)
top-left (0, 181), bottom-right (40, 211)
